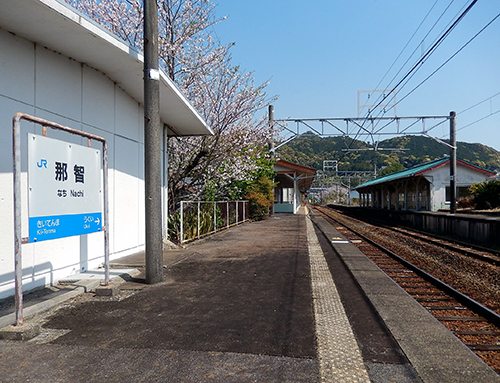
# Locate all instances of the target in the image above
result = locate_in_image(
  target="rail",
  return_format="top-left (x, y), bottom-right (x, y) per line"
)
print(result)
top-left (179, 200), bottom-right (249, 243)
top-left (315, 206), bottom-right (500, 328)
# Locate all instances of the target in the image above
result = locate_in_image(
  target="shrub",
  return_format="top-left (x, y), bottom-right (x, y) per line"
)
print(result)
top-left (457, 196), bottom-right (475, 209)
top-left (244, 176), bottom-right (276, 220)
top-left (469, 180), bottom-right (500, 210)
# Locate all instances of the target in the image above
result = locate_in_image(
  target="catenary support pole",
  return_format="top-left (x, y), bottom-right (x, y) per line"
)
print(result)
top-left (268, 105), bottom-right (275, 158)
top-left (269, 105), bottom-right (275, 215)
top-left (449, 111), bottom-right (457, 214)
top-left (144, 0), bottom-right (164, 284)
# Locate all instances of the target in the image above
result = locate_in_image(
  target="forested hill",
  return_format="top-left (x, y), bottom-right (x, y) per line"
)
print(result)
top-left (277, 134), bottom-right (500, 172)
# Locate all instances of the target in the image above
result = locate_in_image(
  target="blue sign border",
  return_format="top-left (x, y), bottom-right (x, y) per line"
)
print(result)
top-left (29, 212), bottom-right (102, 242)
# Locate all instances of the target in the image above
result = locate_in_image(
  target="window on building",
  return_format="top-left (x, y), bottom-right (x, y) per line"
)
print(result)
top-left (282, 188), bottom-right (294, 203)
top-left (445, 186), bottom-right (472, 202)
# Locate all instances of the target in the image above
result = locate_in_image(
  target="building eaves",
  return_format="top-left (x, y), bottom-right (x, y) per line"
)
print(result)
top-left (0, 0), bottom-right (213, 137)
top-left (355, 158), bottom-right (448, 189)
top-left (355, 157), bottom-right (496, 190)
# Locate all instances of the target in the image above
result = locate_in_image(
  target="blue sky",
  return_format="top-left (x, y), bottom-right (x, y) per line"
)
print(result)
top-left (212, 1), bottom-right (500, 151)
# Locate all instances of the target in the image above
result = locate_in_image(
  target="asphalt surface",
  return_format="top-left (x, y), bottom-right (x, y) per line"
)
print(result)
top-left (0, 214), bottom-right (320, 382)
top-left (1, 210), bottom-right (497, 382)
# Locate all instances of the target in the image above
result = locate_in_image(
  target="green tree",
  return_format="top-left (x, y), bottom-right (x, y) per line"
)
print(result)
top-left (378, 159), bottom-right (405, 177)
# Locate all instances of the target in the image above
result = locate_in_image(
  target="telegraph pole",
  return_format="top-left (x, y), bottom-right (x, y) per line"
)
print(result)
top-left (144, 0), bottom-right (164, 284)
top-left (449, 111), bottom-right (457, 214)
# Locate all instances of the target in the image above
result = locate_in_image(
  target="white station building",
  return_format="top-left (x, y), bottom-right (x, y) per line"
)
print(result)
top-left (0, 0), bottom-right (212, 299)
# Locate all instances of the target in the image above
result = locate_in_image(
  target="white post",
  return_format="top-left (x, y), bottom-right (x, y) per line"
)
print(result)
top-left (180, 201), bottom-right (184, 243)
top-left (197, 201), bottom-right (201, 239)
top-left (213, 201), bottom-right (216, 233)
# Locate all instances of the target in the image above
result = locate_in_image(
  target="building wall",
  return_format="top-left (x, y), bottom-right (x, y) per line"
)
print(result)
top-left (428, 165), bottom-right (489, 211)
top-left (0, 29), bottom-right (162, 299)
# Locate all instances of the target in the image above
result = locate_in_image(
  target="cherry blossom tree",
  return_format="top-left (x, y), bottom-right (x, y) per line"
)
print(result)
top-left (65, 0), bottom-right (276, 210)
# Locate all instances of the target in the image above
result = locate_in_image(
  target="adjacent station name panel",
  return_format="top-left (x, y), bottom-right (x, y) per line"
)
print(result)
top-left (28, 133), bottom-right (103, 242)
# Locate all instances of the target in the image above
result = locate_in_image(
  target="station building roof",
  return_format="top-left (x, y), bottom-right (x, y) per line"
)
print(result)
top-left (0, 0), bottom-right (213, 137)
top-left (356, 157), bottom-right (495, 190)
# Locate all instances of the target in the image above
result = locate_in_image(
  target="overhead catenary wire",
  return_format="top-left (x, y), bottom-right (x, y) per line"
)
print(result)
top-left (347, 0), bottom-right (478, 153)
top-left (457, 109), bottom-right (500, 133)
top-left (442, 91), bottom-right (500, 136)
top-left (389, 10), bottom-right (500, 115)
top-left (281, 1), bottom-right (494, 156)
top-left (367, 0), bottom-right (478, 120)
top-left (351, 1), bottom-right (448, 153)
top-left (459, 90), bottom-right (500, 115)
top-left (365, 1), bottom-right (499, 145)
top-left (362, 0), bottom-right (454, 117)
top-left (367, 0), bottom-right (440, 94)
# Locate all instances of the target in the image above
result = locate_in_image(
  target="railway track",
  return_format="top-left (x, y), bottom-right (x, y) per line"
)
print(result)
top-left (314, 205), bottom-right (500, 374)
top-left (335, 207), bottom-right (500, 267)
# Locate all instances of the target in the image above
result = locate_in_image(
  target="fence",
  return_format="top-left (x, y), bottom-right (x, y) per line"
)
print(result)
top-left (179, 200), bottom-right (249, 243)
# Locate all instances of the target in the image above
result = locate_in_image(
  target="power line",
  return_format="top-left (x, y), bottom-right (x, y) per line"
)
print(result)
top-left (457, 109), bottom-right (500, 132)
top-left (364, 0), bottom-right (457, 117)
top-left (349, 1), bottom-right (473, 152)
top-left (355, 2), bottom-right (460, 153)
top-left (370, 0), bottom-right (478, 119)
top-left (362, 0), bottom-right (441, 116)
top-left (459, 90), bottom-right (500, 115)
top-left (393, 10), bottom-right (500, 111)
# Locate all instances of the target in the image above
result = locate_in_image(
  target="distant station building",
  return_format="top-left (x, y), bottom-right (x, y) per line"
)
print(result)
top-left (273, 160), bottom-right (316, 214)
top-left (0, 0), bottom-right (212, 299)
top-left (355, 157), bottom-right (495, 212)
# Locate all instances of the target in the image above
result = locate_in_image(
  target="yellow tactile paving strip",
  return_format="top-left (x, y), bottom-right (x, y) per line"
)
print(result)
top-left (305, 211), bottom-right (371, 383)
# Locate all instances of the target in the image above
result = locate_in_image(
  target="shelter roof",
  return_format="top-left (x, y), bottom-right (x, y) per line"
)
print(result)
top-left (274, 159), bottom-right (316, 192)
top-left (274, 159), bottom-right (317, 175)
top-left (355, 157), bottom-right (495, 190)
top-left (0, 0), bottom-right (212, 137)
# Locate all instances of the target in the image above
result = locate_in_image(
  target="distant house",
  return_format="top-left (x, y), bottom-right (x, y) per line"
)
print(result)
top-left (0, 0), bottom-right (212, 299)
top-left (355, 158), bottom-right (495, 211)
top-left (273, 160), bottom-right (316, 214)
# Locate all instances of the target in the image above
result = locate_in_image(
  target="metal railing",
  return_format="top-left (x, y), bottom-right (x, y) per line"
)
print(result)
top-left (179, 200), bottom-right (249, 243)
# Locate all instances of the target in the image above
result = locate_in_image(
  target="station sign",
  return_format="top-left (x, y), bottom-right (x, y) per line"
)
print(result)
top-left (28, 133), bottom-right (102, 242)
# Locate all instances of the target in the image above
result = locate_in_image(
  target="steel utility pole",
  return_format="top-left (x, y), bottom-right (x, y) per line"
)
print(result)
top-left (449, 111), bottom-right (457, 214)
top-left (144, 0), bottom-right (164, 284)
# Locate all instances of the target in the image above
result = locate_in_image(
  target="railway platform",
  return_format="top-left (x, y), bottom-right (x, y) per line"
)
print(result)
top-left (0, 207), bottom-right (499, 382)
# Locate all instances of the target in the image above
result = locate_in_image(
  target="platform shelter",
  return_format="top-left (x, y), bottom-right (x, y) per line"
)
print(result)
top-left (273, 160), bottom-right (316, 214)
top-left (355, 157), bottom-right (495, 212)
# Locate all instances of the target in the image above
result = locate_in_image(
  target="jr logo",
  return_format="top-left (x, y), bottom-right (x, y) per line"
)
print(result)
top-left (37, 159), bottom-right (47, 168)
